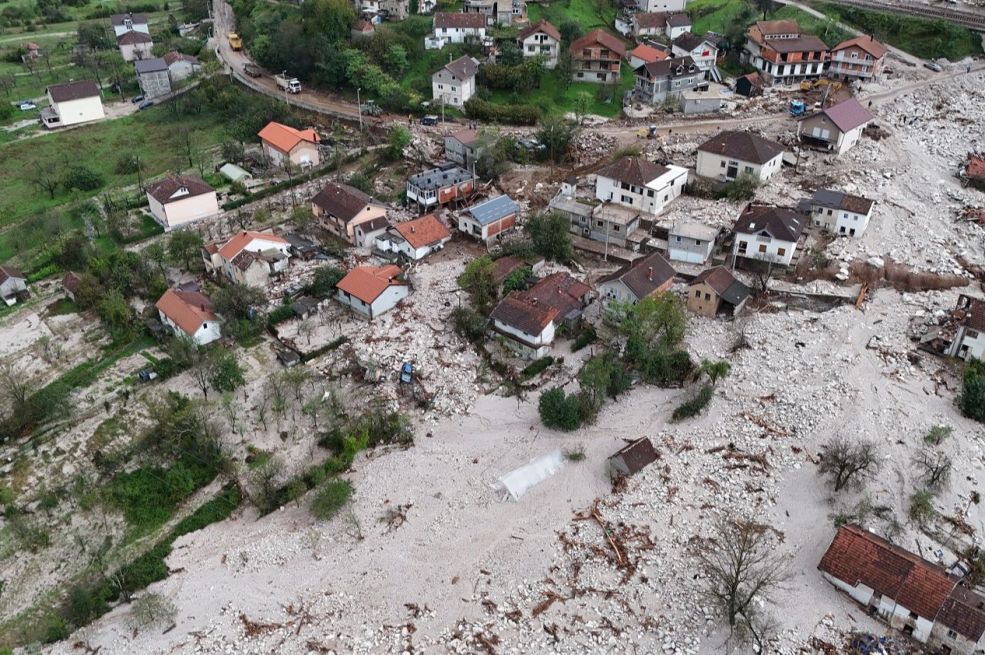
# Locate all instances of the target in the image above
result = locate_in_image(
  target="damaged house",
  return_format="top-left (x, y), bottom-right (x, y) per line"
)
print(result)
top-left (375, 214), bottom-right (452, 261)
top-left (948, 294), bottom-right (985, 362)
top-left (202, 230), bottom-right (292, 288)
top-left (490, 292), bottom-right (559, 359)
top-left (731, 204), bottom-right (807, 267)
top-left (819, 524), bottom-right (985, 654)
top-left (597, 251), bottom-right (676, 305)
top-left (797, 96), bottom-right (873, 155)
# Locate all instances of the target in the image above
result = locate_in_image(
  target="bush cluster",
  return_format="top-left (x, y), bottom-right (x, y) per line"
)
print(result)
top-left (464, 97), bottom-right (541, 125)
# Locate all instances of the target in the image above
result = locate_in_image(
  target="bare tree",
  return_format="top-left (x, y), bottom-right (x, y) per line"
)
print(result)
top-left (297, 319), bottom-right (314, 345)
top-left (697, 519), bottom-right (786, 653)
top-left (0, 362), bottom-right (31, 416)
top-left (817, 438), bottom-right (878, 492)
top-left (30, 161), bottom-right (60, 199)
top-left (914, 448), bottom-right (952, 491)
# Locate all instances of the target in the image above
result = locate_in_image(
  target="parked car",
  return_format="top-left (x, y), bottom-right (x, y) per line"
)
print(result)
top-left (421, 115), bottom-right (439, 126)
top-left (130, 95), bottom-right (145, 104)
top-left (138, 99), bottom-right (154, 110)
top-left (18, 101), bottom-right (36, 110)
top-left (924, 61), bottom-right (942, 72)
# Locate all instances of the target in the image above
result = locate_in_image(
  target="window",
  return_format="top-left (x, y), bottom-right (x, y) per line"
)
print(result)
top-left (758, 244), bottom-right (767, 253)
top-left (968, 329), bottom-right (980, 339)
top-left (827, 209), bottom-right (833, 216)
top-left (851, 52), bottom-right (858, 59)
top-left (777, 247), bottom-right (786, 256)
top-left (621, 195), bottom-right (632, 203)
top-left (694, 289), bottom-right (700, 297)
top-left (647, 190), bottom-right (654, 197)
top-left (720, 161), bottom-right (726, 168)
top-left (612, 225), bottom-right (620, 232)
top-left (675, 236), bottom-right (682, 242)
top-left (744, 166), bottom-right (753, 174)
top-left (946, 628), bottom-right (958, 639)
top-left (438, 84), bottom-right (444, 90)
top-left (596, 220), bottom-right (604, 227)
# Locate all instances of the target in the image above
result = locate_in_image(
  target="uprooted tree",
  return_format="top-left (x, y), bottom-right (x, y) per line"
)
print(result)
top-left (817, 437), bottom-right (878, 492)
top-left (697, 518), bottom-right (787, 653)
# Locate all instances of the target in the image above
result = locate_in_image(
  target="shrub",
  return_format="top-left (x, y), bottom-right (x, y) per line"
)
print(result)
top-left (571, 327), bottom-right (597, 352)
top-left (311, 479), bottom-right (353, 520)
top-left (960, 360), bottom-right (985, 423)
top-left (128, 592), bottom-right (177, 630)
top-left (563, 446), bottom-right (586, 462)
top-left (451, 306), bottom-right (488, 342)
top-left (909, 489), bottom-right (936, 524)
top-left (524, 212), bottom-right (572, 262)
top-left (62, 165), bottom-right (105, 192)
top-left (502, 266), bottom-right (532, 293)
top-left (538, 387), bottom-right (583, 431)
top-left (266, 304), bottom-right (296, 327)
top-left (715, 172), bottom-right (759, 202)
top-left (521, 356), bottom-right (555, 379)
top-left (923, 424), bottom-right (952, 445)
top-left (671, 385), bottom-right (714, 421)
top-left (464, 97), bottom-right (540, 125)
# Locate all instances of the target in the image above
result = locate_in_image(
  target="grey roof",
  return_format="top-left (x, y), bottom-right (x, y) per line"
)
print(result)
top-left (671, 221), bottom-right (718, 241)
top-left (135, 58), bottom-right (168, 74)
top-left (811, 188), bottom-right (874, 215)
top-left (734, 205), bottom-right (807, 242)
top-left (637, 56), bottom-right (699, 81)
top-left (817, 97), bottom-right (874, 132)
top-left (673, 32), bottom-right (711, 52)
top-left (697, 131), bottom-right (785, 165)
top-left (440, 55), bottom-right (479, 81)
top-left (466, 195), bottom-right (519, 226)
top-left (665, 13), bottom-right (691, 26)
top-left (689, 266), bottom-right (749, 306)
top-left (598, 251), bottom-right (676, 300)
top-left (408, 162), bottom-right (475, 191)
top-left (550, 197), bottom-right (595, 218)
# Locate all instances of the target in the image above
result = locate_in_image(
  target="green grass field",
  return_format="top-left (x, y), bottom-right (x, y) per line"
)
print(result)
top-left (527, 0), bottom-right (617, 31)
top-left (487, 62), bottom-right (636, 118)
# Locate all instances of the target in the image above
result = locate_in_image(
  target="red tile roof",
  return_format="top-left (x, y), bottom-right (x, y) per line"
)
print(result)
top-left (257, 121), bottom-right (320, 155)
top-left (0, 265), bottom-right (24, 284)
top-left (490, 292), bottom-right (559, 335)
top-left (337, 265), bottom-right (406, 304)
top-left (155, 288), bottom-right (218, 337)
top-left (818, 524), bottom-right (956, 622)
top-left (217, 230), bottom-right (289, 261)
top-left (833, 34), bottom-right (887, 59)
top-left (146, 175), bottom-right (215, 205)
top-left (393, 214), bottom-right (451, 250)
top-left (629, 44), bottom-right (667, 64)
top-left (634, 12), bottom-right (667, 29)
top-left (519, 19), bottom-right (560, 42)
top-left (571, 29), bottom-right (626, 58)
top-left (526, 272), bottom-right (591, 318)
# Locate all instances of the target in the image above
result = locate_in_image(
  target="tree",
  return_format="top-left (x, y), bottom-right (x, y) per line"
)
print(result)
top-left (221, 140), bottom-right (245, 163)
top-left (699, 359), bottom-right (732, 385)
top-left (128, 593), bottom-right (177, 631)
top-left (538, 387), bottom-right (583, 431)
top-left (249, 455), bottom-right (286, 513)
top-left (213, 283), bottom-right (265, 321)
top-left (755, 0), bottom-right (775, 20)
top-left (718, 172), bottom-right (760, 202)
top-left (383, 126), bottom-right (411, 162)
top-left (457, 256), bottom-right (498, 313)
top-left (383, 44), bottom-right (409, 76)
top-left (77, 21), bottom-right (111, 51)
top-left (208, 350), bottom-right (245, 393)
top-left (697, 518), bottom-right (786, 653)
top-left (525, 212), bottom-right (572, 262)
top-left (309, 265), bottom-right (345, 297)
top-left (578, 354), bottom-right (631, 406)
top-left (914, 448), bottom-right (952, 491)
top-left (615, 293), bottom-right (688, 351)
top-left (960, 360), bottom-right (985, 423)
top-left (536, 117), bottom-right (577, 164)
top-left (168, 230), bottom-right (203, 270)
top-left (301, 0), bottom-right (356, 44)
top-left (502, 267), bottom-right (531, 293)
top-left (817, 438), bottom-right (878, 492)
top-left (30, 161), bottom-right (60, 199)
top-left (143, 242), bottom-right (168, 279)
top-left (573, 92), bottom-right (592, 125)
top-left (498, 41), bottom-right (523, 66)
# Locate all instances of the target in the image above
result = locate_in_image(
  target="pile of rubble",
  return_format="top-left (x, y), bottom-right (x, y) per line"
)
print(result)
top-left (572, 131), bottom-right (618, 164)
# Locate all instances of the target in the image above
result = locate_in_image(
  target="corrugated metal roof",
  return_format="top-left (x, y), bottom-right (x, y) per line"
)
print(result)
top-left (466, 195), bottom-right (518, 226)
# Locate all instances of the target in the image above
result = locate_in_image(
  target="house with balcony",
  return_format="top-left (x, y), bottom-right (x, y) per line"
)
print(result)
top-left (595, 156), bottom-right (688, 216)
top-left (633, 55), bottom-right (702, 104)
top-left (743, 20), bottom-right (829, 86)
top-left (406, 162), bottom-right (476, 209)
top-left (731, 204), bottom-right (807, 267)
top-left (797, 96), bottom-right (873, 154)
top-left (829, 35), bottom-right (887, 81)
top-left (518, 20), bottom-right (560, 68)
top-left (571, 29), bottom-right (626, 84)
top-left (464, 0), bottom-right (525, 25)
top-left (671, 33), bottom-right (719, 78)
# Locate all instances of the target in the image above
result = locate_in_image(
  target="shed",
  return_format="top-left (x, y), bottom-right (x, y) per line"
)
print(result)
top-left (220, 163), bottom-right (253, 184)
top-left (607, 438), bottom-right (659, 478)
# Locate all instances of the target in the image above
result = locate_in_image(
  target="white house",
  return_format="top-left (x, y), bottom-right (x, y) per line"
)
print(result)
top-left (949, 295), bottom-right (985, 362)
top-left (375, 214), bottom-right (451, 260)
top-left (163, 51), bottom-right (201, 82)
top-left (0, 266), bottom-right (27, 305)
top-left (117, 30), bottom-right (153, 62)
top-left (797, 97), bottom-right (873, 155)
top-left (111, 12), bottom-right (149, 38)
top-left (203, 230), bottom-right (292, 287)
top-left (427, 12), bottom-right (486, 49)
top-left (41, 80), bottom-right (104, 129)
top-left (597, 251), bottom-right (676, 306)
top-left (665, 13), bottom-right (692, 39)
top-left (459, 194), bottom-right (519, 243)
top-left (518, 20), bottom-right (560, 68)
top-left (806, 188), bottom-right (874, 237)
top-left (819, 524), bottom-right (985, 654)
top-left (258, 121), bottom-right (321, 168)
top-left (155, 288), bottom-right (221, 345)
top-left (311, 182), bottom-right (387, 244)
top-left (336, 265), bottom-right (410, 319)
top-left (731, 205), bottom-right (807, 267)
top-left (696, 131), bottom-right (785, 183)
top-left (354, 217), bottom-right (391, 249)
top-left (595, 156), bottom-right (688, 216)
top-left (432, 56), bottom-right (480, 107)
top-left (671, 32), bottom-right (718, 75)
top-left (668, 221), bottom-right (718, 264)
top-left (146, 175), bottom-right (219, 231)
top-left (489, 291), bottom-right (558, 359)
top-left (643, 0), bottom-right (686, 12)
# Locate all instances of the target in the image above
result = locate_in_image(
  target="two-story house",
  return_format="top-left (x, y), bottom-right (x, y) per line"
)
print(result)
top-left (948, 295), bottom-right (985, 362)
top-left (633, 56), bottom-right (701, 104)
top-left (258, 121), bottom-right (321, 168)
top-left (336, 265), bottom-right (410, 319)
top-left (459, 194), bottom-right (519, 243)
top-left (432, 56), bottom-right (480, 107)
top-left (464, 0), bottom-right (526, 25)
top-left (444, 128), bottom-right (479, 167)
top-left (829, 35), bottom-right (887, 81)
top-left (804, 188), bottom-right (874, 237)
top-left (518, 20), bottom-right (560, 68)
top-left (135, 58), bottom-right (172, 99)
top-left (731, 204), bottom-right (807, 267)
top-left (41, 80), bottom-right (104, 129)
top-left (490, 291), bottom-right (559, 358)
top-left (312, 182), bottom-right (388, 244)
top-left (696, 130), bottom-right (786, 183)
top-left (595, 156), bottom-right (688, 215)
top-left (146, 175), bottom-right (219, 230)
top-left (628, 44), bottom-right (667, 71)
top-left (598, 251), bottom-right (676, 306)
top-left (117, 30), bottom-right (153, 62)
top-left (797, 96), bottom-right (873, 154)
top-left (668, 221), bottom-right (719, 264)
top-left (202, 230), bottom-right (292, 288)
top-left (571, 29), bottom-right (626, 84)
top-left (427, 12), bottom-right (486, 49)
top-left (671, 33), bottom-right (718, 76)
top-left (743, 20), bottom-right (829, 86)
top-left (406, 162), bottom-right (476, 208)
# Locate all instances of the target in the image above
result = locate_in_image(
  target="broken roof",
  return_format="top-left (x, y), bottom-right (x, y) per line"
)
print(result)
top-left (956, 295), bottom-right (985, 332)
top-left (698, 130), bottom-right (785, 165)
top-left (217, 230), bottom-right (288, 261)
top-left (608, 438), bottom-right (659, 476)
top-left (440, 55), bottom-right (479, 81)
top-left (818, 524), bottom-right (957, 623)
top-left (519, 19), bottom-right (560, 41)
top-left (47, 80), bottom-right (100, 103)
top-left (337, 265), bottom-right (407, 304)
top-left (571, 29), bottom-right (626, 58)
top-left (633, 12), bottom-right (667, 28)
top-left (434, 11), bottom-right (487, 28)
top-left (135, 57), bottom-right (168, 74)
top-left (446, 128), bottom-right (479, 146)
top-left (597, 156), bottom-right (670, 187)
top-left (117, 30), bottom-right (153, 45)
top-left (163, 50), bottom-right (199, 65)
top-left (832, 34), bottom-right (887, 59)
top-left (391, 214), bottom-right (451, 250)
top-left (0, 265), bottom-right (25, 284)
top-left (311, 182), bottom-right (379, 221)
top-left (689, 266), bottom-right (750, 306)
top-left (492, 256), bottom-right (528, 284)
top-left (811, 188), bottom-right (874, 215)
top-left (258, 121), bottom-right (319, 154)
top-left (815, 97), bottom-right (874, 132)
top-left (146, 175), bottom-right (215, 205)
top-left (466, 195), bottom-right (518, 226)
top-left (598, 251), bottom-right (676, 300)
top-left (409, 163), bottom-right (475, 191)
top-left (526, 272), bottom-right (591, 318)
top-left (490, 291), bottom-right (559, 335)
top-left (734, 205), bottom-right (807, 242)
top-left (155, 288), bottom-right (218, 337)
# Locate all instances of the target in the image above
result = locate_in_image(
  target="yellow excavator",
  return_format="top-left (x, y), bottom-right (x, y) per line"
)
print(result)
top-left (800, 79), bottom-right (842, 92)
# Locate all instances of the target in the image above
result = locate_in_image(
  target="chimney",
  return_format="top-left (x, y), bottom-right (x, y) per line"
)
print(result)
top-left (647, 267), bottom-right (653, 281)
top-left (411, 226), bottom-right (416, 233)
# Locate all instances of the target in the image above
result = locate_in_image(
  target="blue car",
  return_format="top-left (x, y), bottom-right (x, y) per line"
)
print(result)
top-left (138, 99), bottom-right (154, 110)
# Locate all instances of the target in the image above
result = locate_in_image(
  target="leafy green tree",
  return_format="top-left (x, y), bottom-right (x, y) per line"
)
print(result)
top-left (213, 283), bottom-right (266, 321)
top-left (77, 21), bottom-right (111, 50)
top-left (961, 360), bottom-right (985, 423)
top-left (536, 117), bottom-right (577, 164)
top-left (221, 140), bottom-right (245, 163)
top-left (579, 354), bottom-right (632, 403)
top-left (168, 230), bottom-right (204, 270)
top-left (525, 212), bottom-right (572, 262)
top-left (384, 126), bottom-right (411, 162)
top-left (62, 165), bottom-right (104, 192)
top-left (502, 267), bottom-right (531, 294)
top-left (383, 44), bottom-right (409, 75)
top-left (97, 290), bottom-right (133, 337)
top-left (615, 293), bottom-right (688, 351)
top-left (302, 0), bottom-right (356, 43)
top-left (208, 350), bottom-right (245, 393)
top-left (457, 256), bottom-right (498, 312)
top-left (538, 387), bottom-right (583, 431)
top-left (309, 265), bottom-right (345, 297)
top-left (311, 479), bottom-right (353, 520)
top-left (574, 92), bottom-right (593, 124)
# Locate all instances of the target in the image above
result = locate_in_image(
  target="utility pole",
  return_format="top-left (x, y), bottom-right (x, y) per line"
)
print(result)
top-left (357, 87), bottom-right (363, 131)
